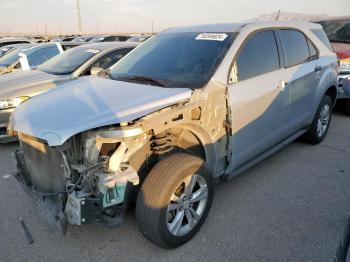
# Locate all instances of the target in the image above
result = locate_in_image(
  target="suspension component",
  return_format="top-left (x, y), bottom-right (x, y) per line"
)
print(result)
top-left (150, 133), bottom-right (174, 154)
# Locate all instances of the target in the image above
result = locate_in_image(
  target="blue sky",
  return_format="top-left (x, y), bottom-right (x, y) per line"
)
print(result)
top-left (0, 0), bottom-right (349, 35)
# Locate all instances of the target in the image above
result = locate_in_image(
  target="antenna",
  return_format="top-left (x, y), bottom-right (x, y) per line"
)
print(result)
top-left (275, 10), bottom-right (281, 21)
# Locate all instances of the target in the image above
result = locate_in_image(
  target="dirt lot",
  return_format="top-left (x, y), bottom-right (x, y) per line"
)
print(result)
top-left (0, 110), bottom-right (349, 262)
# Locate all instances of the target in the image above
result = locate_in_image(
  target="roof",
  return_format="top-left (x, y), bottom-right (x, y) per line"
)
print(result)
top-left (313, 16), bottom-right (350, 22)
top-left (163, 21), bottom-right (322, 34)
top-left (164, 23), bottom-right (249, 33)
top-left (0, 37), bottom-right (31, 43)
top-left (73, 42), bottom-right (138, 51)
top-left (0, 43), bottom-right (33, 49)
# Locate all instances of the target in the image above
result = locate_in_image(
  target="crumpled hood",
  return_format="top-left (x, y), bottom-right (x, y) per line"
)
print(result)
top-left (12, 76), bottom-right (192, 146)
top-left (0, 70), bottom-right (67, 99)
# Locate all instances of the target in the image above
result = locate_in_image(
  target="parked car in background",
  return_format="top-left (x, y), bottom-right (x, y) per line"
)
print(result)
top-left (0, 43), bottom-right (30, 58)
top-left (10, 22), bottom-right (337, 248)
top-left (0, 42), bottom-right (78, 59)
top-left (314, 16), bottom-right (350, 113)
top-left (29, 36), bottom-right (50, 43)
top-left (89, 35), bottom-right (130, 42)
top-left (0, 37), bottom-right (32, 47)
top-left (126, 34), bottom-right (152, 43)
top-left (72, 35), bottom-right (100, 43)
top-left (60, 42), bottom-right (86, 51)
top-left (0, 42), bottom-right (137, 142)
top-left (51, 36), bottom-right (78, 43)
top-left (0, 43), bottom-right (63, 75)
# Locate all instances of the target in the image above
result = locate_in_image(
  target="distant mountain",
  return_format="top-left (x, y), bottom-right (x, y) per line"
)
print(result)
top-left (252, 11), bottom-right (329, 22)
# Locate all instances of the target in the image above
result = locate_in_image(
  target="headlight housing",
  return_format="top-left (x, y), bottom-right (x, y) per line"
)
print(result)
top-left (0, 96), bottom-right (29, 110)
top-left (339, 59), bottom-right (350, 73)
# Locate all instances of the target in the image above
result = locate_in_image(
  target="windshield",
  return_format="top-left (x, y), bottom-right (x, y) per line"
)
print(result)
top-left (0, 47), bottom-right (12, 57)
top-left (110, 32), bottom-right (236, 88)
top-left (89, 37), bottom-right (106, 43)
top-left (38, 47), bottom-right (100, 75)
top-left (318, 20), bottom-right (350, 43)
top-left (126, 36), bottom-right (150, 43)
top-left (0, 48), bottom-right (22, 66)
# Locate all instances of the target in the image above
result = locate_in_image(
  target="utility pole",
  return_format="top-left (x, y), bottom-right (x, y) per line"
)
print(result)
top-left (151, 20), bottom-right (154, 34)
top-left (96, 22), bottom-right (99, 34)
top-left (44, 24), bottom-right (48, 36)
top-left (76, 0), bottom-right (83, 34)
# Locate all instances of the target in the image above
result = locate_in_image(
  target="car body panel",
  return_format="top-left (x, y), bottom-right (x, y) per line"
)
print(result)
top-left (12, 76), bottom-right (192, 146)
top-left (227, 68), bottom-right (291, 170)
top-left (0, 70), bottom-right (70, 99)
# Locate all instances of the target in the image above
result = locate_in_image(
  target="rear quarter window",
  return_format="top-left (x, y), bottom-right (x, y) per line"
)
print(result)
top-left (311, 29), bottom-right (333, 52)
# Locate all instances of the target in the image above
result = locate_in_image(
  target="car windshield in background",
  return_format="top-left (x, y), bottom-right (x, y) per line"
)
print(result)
top-left (38, 47), bottom-right (100, 75)
top-left (89, 37), bottom-right (106, 43)
top-left (126, 36), bottom-right (150, 43)
top-left (318, 20), bottom-right (350, 43)
top-left (109, 32), bottom-right (236, 89)
top-left (0, 48), bottom-right (22, 66)
top-left (0, 47), bottom-right (12, 57)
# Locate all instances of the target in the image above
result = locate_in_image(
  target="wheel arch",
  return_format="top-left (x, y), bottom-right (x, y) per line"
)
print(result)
top-left (324, 85), bottom-right (338, 107)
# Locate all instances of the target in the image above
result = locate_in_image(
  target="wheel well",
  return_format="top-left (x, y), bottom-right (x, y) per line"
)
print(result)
top-left (128, 127), bottom-right (207, 183)
top-left (155, 127), bottom-right (206, 161)
top-left (325, 85), bottom-right (337, 106)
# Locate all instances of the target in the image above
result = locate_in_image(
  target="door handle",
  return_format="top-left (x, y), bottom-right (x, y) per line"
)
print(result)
top-left (315, 65), bottom-right (322, 72)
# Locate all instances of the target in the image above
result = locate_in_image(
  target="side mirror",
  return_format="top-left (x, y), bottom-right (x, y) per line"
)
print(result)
top-left (90, 67), bottom-right (103, 76)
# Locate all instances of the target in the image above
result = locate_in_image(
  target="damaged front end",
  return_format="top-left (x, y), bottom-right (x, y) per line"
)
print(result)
top-left (14, 127), bottom-right (143, 233)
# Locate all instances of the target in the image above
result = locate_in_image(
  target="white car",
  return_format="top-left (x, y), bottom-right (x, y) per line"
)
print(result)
top-left (12, 21), bottom-right (338, 248)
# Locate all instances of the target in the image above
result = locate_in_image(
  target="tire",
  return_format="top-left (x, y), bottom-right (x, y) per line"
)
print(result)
top-left (302, 95), bottom-right (333, 144)
top-left (136, 153), bottom-right (213, 248)
top-left (344, 99), bottom-right (350, 116)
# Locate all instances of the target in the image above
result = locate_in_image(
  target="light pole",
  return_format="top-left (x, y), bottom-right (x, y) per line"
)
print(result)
top-left (76, 0), bottom-right (83, 34)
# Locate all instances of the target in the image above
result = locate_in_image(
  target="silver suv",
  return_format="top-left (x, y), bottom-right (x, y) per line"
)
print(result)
top-left (11, 22), bottom-right (338, 248)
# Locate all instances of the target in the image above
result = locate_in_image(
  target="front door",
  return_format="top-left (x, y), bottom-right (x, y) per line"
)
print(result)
top-left (226, 30), bottom-right (291, 172)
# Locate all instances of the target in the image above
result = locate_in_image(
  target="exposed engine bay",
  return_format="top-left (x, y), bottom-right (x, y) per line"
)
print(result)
top-left (14, 129), bottom-right (144, 232)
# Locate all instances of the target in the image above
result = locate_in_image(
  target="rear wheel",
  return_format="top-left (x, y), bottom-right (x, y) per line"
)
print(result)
top-left (303, 95), bottom-right (333, 144)
top-left (136, 153), bottom-right (213, 248)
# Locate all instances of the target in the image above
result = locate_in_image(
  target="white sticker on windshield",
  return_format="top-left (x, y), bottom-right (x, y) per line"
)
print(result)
top-left (196, 33), bottom-right (228, 41)
top-left (86, 49), bottom-right (100, 54)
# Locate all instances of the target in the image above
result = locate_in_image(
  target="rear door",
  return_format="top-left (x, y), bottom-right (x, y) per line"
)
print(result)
top-left (277, 29), bottom-right (322, 132)
top-left (227, 30), bottom-right (291, 171)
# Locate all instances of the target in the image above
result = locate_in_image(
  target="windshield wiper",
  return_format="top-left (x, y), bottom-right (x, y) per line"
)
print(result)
top-left (114, 75), bottom-right (165, 87)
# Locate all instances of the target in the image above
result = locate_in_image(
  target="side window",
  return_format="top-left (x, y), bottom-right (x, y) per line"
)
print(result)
top-left (27, 46), bottom-right (60, 67)
top-left (230, 30), bottom-right (280, 83)
top-left (307, 39), bottom-right (318, 58)
top-left (279, 30), bottom-right (310, 67)
top-left (311, 29), bottom-right (333, 52)
top-left (82, 48), bottom-right (133, 76)
top-left (104, 36), bottom-right (114, 42)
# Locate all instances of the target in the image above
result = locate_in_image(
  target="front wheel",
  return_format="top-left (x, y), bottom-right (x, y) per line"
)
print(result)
top-left (302, 95), bottom-right (333, 144)
top-left (136, 153), bottom-right (213, 248)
